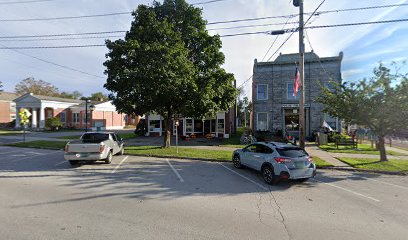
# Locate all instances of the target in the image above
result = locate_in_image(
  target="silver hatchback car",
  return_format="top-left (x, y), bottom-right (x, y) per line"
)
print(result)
top-left (232, 142), bottom-right (316, 184)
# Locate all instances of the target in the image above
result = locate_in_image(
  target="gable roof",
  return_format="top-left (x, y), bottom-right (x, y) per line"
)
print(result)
top-left (14, 93), bottom-right (83, 103)
top-left (0, 92), bottom-right (18, 101)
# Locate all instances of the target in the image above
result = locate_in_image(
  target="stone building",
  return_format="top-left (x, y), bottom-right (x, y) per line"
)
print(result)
top-left (251, 51), bottom-right (343, 138)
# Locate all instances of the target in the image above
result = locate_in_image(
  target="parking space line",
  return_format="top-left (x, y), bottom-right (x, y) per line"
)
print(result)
top-left (313, 179), bottom-right (380, 202)
top-left (166, 159), bottom-right (184, 182)
top-left (111, 156), bottom-right (129, 173)
top-left (218, 163), bottom-right (268, 191)
top-left (337, 170), bottom-right (408, 191)
top-left (12, 151), bottom-right (61, 162)
top-left (54, 161), bottom-right (66, 167)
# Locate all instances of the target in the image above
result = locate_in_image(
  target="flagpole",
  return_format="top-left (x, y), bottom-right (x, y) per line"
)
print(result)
top-left (298, 0), bottom-right (306, 149)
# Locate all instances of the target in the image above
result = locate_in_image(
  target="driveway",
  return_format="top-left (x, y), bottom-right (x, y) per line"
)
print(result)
top-left (1, 146), bottom-right (408, 240)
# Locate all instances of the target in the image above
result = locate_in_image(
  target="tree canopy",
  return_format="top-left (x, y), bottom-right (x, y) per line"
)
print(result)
top-left (104, 0), bottom-right (237, 147)
top-left (60, 91), bottom-right (83, 100)
top-left (15, 77), bottom-right (60, 96)
top-left (316, 63), bottom-right (408, 161)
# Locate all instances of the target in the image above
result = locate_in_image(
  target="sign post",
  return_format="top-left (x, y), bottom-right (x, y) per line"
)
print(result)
top-left (175, 119), bottom-right (179, 153)
top-left (19, 108), bottom-right (31, 143)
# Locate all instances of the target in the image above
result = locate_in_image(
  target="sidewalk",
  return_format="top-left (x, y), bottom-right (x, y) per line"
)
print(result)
top-left (305, 145), bottom-right (352, 167)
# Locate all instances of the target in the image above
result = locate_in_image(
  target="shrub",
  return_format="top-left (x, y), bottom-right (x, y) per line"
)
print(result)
top-left (45, 117), bottom-right (62, 131)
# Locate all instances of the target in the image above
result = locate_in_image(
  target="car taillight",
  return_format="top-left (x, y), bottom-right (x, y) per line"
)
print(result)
top-left (99, 145), bottom-right (105, 153)
top-left (274, 157), bottom-right (290, 163)
top-left (64, 145), bottom-right (69, 153)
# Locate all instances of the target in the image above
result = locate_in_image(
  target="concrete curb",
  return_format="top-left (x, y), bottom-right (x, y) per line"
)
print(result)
top-left (318, 166), bottom-right (407, 176)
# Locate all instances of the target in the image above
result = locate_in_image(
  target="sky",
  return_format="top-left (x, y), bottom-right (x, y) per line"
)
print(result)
top-left (0, 0), bottom-right (407, 99)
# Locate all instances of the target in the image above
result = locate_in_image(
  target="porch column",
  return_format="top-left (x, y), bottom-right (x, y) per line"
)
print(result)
top-left (39, 107), bottom-right (45, 128)
top-left (15, 107), bottom-right (21, 128)
top-left (31, 109), bottom-right (38, 128)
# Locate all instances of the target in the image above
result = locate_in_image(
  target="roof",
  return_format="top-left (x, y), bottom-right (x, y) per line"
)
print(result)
top-left (0, 92), bottom-right (18, 101)
top-left (14, 93), bottom-right (84, 103)
top-left (255, 51), bottom-right (343, 66)
top-left (74, 100), bottom-right (106, 108)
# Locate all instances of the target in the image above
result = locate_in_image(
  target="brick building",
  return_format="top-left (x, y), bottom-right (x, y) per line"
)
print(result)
top-left (0, 92), bottom-right (18, 123)
top-left (14, 93), bottom-right (138, 130)
top-left (252, 51), bottom-right (343, 138)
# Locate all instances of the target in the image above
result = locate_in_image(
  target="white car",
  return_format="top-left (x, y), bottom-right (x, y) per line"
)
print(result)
top-left (232, 142), bottom-right (316, 184)
top-left (64, 132), bottom-right (124, 165)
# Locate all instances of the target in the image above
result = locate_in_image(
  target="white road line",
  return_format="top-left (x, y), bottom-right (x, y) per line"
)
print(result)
top-left (54, 161), bottom-right (67, 167)
top-left (11, 154), bottom-right (27, 157)
top-left (12, 151), bottom-right (60, 162)
top-left (337, 170), bottom-right (408, 191)
top-left (313, 179), bottom-right (380, 202)
top-left (111, 156), bottom-right (129, 174)
top-left (218, 163), bottom-right (268, 191)
top-left (166, 159), bottom-right (184, 182)
top-left (0, 150), bottom-right (24, 155)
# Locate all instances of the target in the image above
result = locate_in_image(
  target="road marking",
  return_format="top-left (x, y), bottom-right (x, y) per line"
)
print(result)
top-left (166, 159), bottom-right (184, 182)
top-left (54, 161), bottom-right (66, 167)
top-left (11, 154), bottom-right (27, 157)
top-left (111, 156), bottom-right (129, 173)
top-left (313, 179), bottom-right (380, 202)
top-left (12, 151), bottom-right (60, 162)
top-left (26, 151), bottom-right (45, 155)
top-left (337, 170), bottom-right (408, 191)
top-left (0, 150), bottom-right (24, 155)
top-left (218, 163), bottom-right (268, 191)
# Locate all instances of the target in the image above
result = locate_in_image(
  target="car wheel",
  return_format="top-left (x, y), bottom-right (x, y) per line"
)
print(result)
top-left (262, 165), bottom-right (276, 185)
top-left (105, 151), bottom-right (113, 164)
top-left (233, 155), bottom-right (242, 169)
top-left (69, 160), bottom-right (78, 166)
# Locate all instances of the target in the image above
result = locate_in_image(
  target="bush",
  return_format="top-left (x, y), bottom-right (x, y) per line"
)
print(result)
top-left (45, 117), bottom-right (62, 131)
top-left (329, 132), bottom-right (351, 142)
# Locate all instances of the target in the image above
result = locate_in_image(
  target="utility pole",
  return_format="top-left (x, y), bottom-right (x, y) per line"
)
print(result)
top-left (295, 0), bottom-right (306, 149)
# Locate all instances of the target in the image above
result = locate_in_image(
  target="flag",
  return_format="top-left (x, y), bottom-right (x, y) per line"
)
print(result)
top-left (322, 120), bottom-right (334, 132)
top-left (293, 67), bottom-right (300, 97)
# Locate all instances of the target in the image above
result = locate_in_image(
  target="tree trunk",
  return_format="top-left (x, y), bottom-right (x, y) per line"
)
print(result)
top-left (163, 112), bottom-right (172, 148)
top-left (378, 135), bottom-right (388, 162)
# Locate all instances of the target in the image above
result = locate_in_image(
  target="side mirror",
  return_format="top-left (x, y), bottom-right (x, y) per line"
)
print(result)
top-left (120, 138), bottom-right (123, 142)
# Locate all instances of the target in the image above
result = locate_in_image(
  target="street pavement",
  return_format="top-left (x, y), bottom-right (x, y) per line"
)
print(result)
top-left (1, 146), bottom-right (408, 240)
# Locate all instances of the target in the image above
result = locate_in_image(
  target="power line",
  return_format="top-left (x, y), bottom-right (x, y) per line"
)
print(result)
top-left (306, 18), bottom-right (408, 30)
top-left (191, 0), bottom-right (227, 5)
top-left (0, 0), bottom-right (60, 4)
top-left (0, 12), bottom-right (132, 22)
top-left (0, 30), bottom-right (126, 39)
top-left (207, 21), bottom-right (298, 31)
top-left (0, 44), bottom-right (105, 49)
top-left (0, 35), bottom-right (123, 42)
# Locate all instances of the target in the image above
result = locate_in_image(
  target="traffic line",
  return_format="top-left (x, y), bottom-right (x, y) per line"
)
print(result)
top-left (54, 161), bottom-right (66, 167)
top-left (166, 159), bottom-right (184, 182)
top-left (313, 179), bottom-right (380, 202)
top-left (111, 156), bottom-right (129, 173)
top-left (218, 163), bottom-right (268, 191)
top-left (337, 170), bottom-right (408, 191)
top-left (12, 151), bottom-right (60, 162)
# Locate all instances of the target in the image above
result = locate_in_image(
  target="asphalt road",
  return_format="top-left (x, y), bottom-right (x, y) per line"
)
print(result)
top-left (1, 146), bottom-right (408, 240)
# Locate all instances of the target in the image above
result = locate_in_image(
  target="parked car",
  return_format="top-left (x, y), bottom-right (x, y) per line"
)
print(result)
top-left (232, 142), bottom-right (316, 184)
top-left (64, 132), bottom-right (124, 165)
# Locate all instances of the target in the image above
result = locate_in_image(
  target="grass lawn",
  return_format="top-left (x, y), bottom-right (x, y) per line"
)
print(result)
top-left (125, 146), bottom-right (232, 161)
top-left (0, 130), bottom-right (24, 136)
top-left (319, 143), bottom-right (407, 156)
top-left (118, 133), bottom-right (137, 140)
top-left (338, 158), bottom-right (408, 172)
top-left (8, 140), bottom-right (68, 150)
top-left (311, 156), bottom-right (334, 168)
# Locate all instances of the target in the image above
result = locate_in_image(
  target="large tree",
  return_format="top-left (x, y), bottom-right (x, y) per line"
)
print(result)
top-left (104, 0), bottom-right (237, 147)
top-left (15, 77), bottom-right (60, 96)
top-left (60, 91), bottom-right (83, 99)
top-left (316, 64), bottom-right (408, 161)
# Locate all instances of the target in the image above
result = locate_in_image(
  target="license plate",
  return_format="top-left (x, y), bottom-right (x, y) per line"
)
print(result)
top-left (76, 153), bottom-right (89, 158)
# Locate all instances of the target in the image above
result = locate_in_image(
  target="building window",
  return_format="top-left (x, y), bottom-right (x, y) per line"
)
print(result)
top-left (10, 103), bottom-right (16, 113)
top-left (257, 112), bottom-right (268, 131)
top-left (73, 113), bottom-right (79, 123)
top-left (186, 119), bottom-right (193, 133)
top-left (257, 84), bottom-right (268, 100)
top-left (287, 83), bottom-right (300, 100)
top-left (149, 120), bottom-right (161, 132)
top-left (60, 112), bottom-right (66, 123)
top-left (217, 119), bottom-right (224, 133)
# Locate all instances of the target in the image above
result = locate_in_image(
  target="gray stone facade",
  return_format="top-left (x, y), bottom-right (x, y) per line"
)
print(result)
top-left (252, 51), bottom-right (343, 138)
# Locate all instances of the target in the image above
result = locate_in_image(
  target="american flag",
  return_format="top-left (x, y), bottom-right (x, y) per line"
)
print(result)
top-left (293, 67), bottom-right (300, 97)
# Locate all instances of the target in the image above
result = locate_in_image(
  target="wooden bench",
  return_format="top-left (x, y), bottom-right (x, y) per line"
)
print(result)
top-left (335, 138), bottom-right (357, 149)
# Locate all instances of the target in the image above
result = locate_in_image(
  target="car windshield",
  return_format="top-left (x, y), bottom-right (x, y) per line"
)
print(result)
top-left (81, 133), bottom-right (109, 143)
top-left (276, 148), bottom-right (308, 158)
